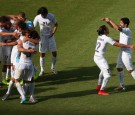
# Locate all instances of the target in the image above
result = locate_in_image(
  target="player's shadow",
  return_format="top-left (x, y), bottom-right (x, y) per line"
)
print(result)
top-left (108, 84), bottom-right (135, 94)
top-left (36, 84), bottom-right (135, 103)
top-left (35, 63), bottom-right (117, 86)
top-left (36, 88), bottom-right (97, 103)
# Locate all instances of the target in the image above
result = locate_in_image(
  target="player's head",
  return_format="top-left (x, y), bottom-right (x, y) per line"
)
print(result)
top-left (13, 20), bottom-right (19, 29)
top-left (17, 20), bottom-right (27, 32)
top-left (97, 25), bottom-right (109, 35)
top-left (120, 17), bottom-right (130, 27)
top-left (37, 7), bottom-right (48, 18)
top-left (18, 12), bottom-right (26, 21)
top-left (0, 16), bottom-right (10, 27)
top-left (29, 30), bottom-right (40, 40)
top-left (24, 29), bottom-right (40, 40)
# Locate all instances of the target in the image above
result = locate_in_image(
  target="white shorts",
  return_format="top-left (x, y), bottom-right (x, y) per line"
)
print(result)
top-left (14, 62), bottom-right (34, 81)
top-left (1, 46), bottom-right (12, 65)
top-left (11, 46), bottom-right (18, 65)
top-left (94, 55), bottom-right (111, 78)
top-left (116, 51), bottom-right (134, 70)
top-left (39, 35), bottom-right (56, 53)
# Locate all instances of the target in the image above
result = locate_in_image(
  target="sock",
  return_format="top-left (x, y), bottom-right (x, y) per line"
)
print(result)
top-left (6, 80), bottom-right (14, 94)
top-left (131, 70), bottom-right (135, 79)
top-left (11, 66), bottom-right (15, 77)
top-left (51, 56), bottom-right (56, 69)
top-left (23, 83), bottom-right (29, 95)
top-left (100, 76), bottom-right (110, 90)
top-left (2, 72), bottom-right (6, 81)
top-left (118, 71), bottom-right (124, 87)
top-left (6, 68), bottom-right (11, 80)
top-left (16, 82), bottom-right (25, 99)
top-left (29, 82), bottom-right (35, 97)
top-left (40, 57), bottom-right (45, 72)
top-left (98, 71), bottom-right (103, 86)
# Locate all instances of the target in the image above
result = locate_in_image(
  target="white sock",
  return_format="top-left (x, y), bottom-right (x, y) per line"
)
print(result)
top-left (6, 80), bottom-right (14, 94)
top-left (29, 82), bottom-right (35, 97)
top-left (51, 56), bottom-right (56, 69)
top-left (16, 82), bottom-right (25, 99)
top-left (11, 66), bottom-right (15, 77)
top-left (98, 71), bottom-right (103, 85)
top-left (23, 83), bottom-right (29, 95)
top-left (131, 70), bottom-right (135, 79)
top-left (40, 57), bottom-right (45, 72)
top-left (100, 76), bottom-right (110, 90)
top-left (118, 71), bottom-right (124, 87)
top-left (2, 72), bottom-right (6, 81)
top-left (6, 68), bottom-right (11, 79)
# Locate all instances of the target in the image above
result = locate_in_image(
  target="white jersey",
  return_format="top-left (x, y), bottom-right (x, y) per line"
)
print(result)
top-left (119, 28), bottom-right (131, 52)
top-left (94, 35), bottom-right (116, 57)
top-left (33, 13), bottom-right (57, 36)
top-left (19, 40), bottom-right (36, 63)
top-left (11, 34), bottom-right (24, 65)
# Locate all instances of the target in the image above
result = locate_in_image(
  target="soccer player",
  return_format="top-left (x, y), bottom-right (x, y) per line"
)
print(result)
top-left (14, 29), bottom-right (39, 103)
top-left (33, 6), bottom-right (58, 76)
top-left (102, 17), bottom-right (135, 91)
top-left (94, 25), bottom-right (135, 96)
top-left (0, 16), bottom-right (19, 87)
top-left (1, 21), bottom-right (39, 102)
top-left (0, 16), bottom-right (15, 84)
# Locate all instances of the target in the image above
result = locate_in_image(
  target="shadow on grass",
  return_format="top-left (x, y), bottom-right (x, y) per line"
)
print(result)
top-left (36, 84), bottom-right (135, 103)
top-left (37, 89), bottom-right (97, 103)
top-left (35, 63), bottom-right (117, 87)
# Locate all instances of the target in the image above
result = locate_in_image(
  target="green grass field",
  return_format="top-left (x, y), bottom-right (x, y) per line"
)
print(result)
top-left (1, 0), bottom-right (135, 114)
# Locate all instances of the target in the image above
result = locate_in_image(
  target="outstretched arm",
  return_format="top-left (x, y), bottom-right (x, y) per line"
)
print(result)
top-left (113, 42), bottom-right (133, 49)
top-left (101, 18), bottom-right (122, 31)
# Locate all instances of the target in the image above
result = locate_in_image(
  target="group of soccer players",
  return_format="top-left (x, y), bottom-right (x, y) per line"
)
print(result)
top-left (0, 6), bottom-right (58, 103)
top-left (1, 5), bottom-right (134, 104)
top-left (94, 17), bottom-right (135, 96)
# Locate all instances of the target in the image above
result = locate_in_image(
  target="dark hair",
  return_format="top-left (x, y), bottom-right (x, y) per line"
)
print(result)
top-left (29, 30), bottom-right (40, 39)
top-left (120, 17), bottom-right (130, 26)
top-left (0, 16), bottom-right (10, 23)
top-left (37, 7), bottom-right (48, 18)
top-left (97, 25), bottom-right (107, 35)
top-left (17, 20), bottom-right (27, 30)
top-left (18, 12), bottom-right (26, 19)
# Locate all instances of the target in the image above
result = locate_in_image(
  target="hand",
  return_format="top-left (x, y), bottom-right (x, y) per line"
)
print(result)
top-left (101, 18), bottom-right (110, 22)
top-left (49, 33), bottom-right (54, 38)
top-left (29, 49), bottom-right (36, 54)
top-left (12, 32), bottom-right (19, 39)
top-left (130, 45), bottom-right (135, 50)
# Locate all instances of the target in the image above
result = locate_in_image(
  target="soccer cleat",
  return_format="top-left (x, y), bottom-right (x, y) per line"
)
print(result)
top-left (51, 67), bottom-right (58, 75)
top-left (29, 96), bottom-right (37, 103)
top-left (114, 86), bottom-right (125, 92)
top-left (2, 94), bottom-right (10, 101)
top-left (39, 71), bottom-right (44, 77)
top-left (98, 90), bottom-right (109, 96)
top-left (20, 97), bottom-right (26, 104)
top-left (96, 85), bottom-right (101, 91)
top-left (2, 80), bottom-right (8, 85)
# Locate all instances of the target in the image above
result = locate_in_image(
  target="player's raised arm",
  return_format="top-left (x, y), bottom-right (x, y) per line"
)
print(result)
top-left (113, 42), bottom-right (135, 49)
top-left (101, 18), bottom-right (122, 31)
